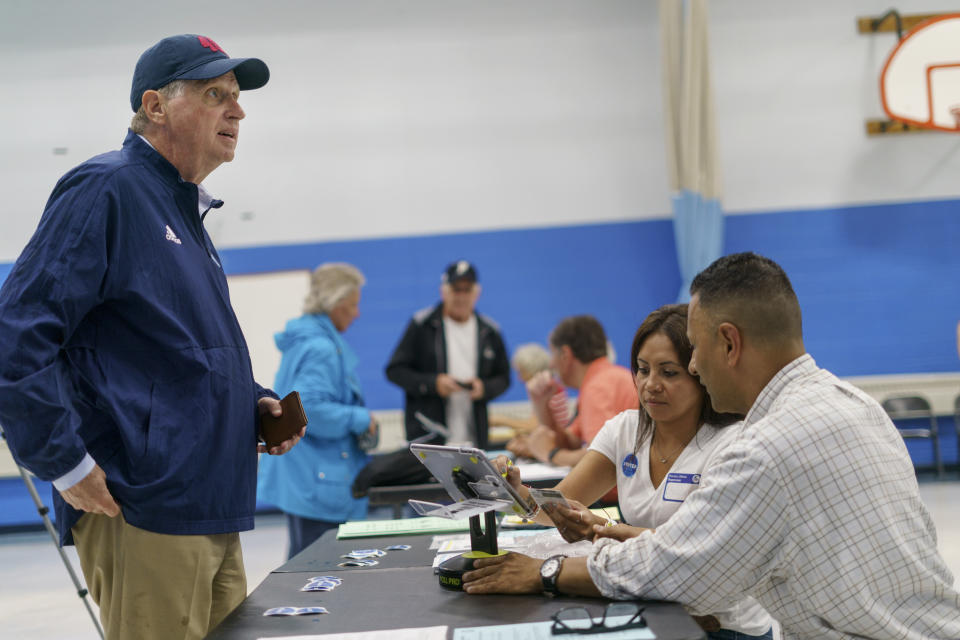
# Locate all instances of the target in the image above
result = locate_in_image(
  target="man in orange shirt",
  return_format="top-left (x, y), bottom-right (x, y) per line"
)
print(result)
top-left (508, 316), bottom-right (637, 475)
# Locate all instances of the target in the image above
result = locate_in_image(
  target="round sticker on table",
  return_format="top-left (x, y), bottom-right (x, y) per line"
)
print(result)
top-left (622, 453), bottom-right (639, 477)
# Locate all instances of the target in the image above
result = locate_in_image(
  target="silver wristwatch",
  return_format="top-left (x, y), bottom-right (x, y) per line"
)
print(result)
top-left (539, 554), bottom-right (565, 596)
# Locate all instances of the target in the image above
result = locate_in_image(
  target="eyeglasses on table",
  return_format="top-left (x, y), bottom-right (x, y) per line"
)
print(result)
top-left (550, 602), bottom-right (646, 636)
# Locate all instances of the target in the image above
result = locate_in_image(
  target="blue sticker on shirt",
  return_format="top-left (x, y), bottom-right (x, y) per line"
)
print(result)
top-left (662, 472), bottom-right (701, 503)
top-left (622, 453), bottom-right (639, 477)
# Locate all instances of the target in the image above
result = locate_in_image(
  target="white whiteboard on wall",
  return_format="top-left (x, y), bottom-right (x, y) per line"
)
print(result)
top-left (226, 270), bottom-right (311, 387)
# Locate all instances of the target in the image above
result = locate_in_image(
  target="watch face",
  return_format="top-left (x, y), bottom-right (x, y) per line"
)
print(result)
top-left (541, 556), bottom-right (561, 578)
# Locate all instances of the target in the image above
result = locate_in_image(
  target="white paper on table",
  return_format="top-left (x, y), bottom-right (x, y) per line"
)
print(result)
top-left (434, 530), bottom-right (543, 554)
top-left (430, 533), bottom-right (472, 550)
top-left (258, 625), bottom-right (449, 640)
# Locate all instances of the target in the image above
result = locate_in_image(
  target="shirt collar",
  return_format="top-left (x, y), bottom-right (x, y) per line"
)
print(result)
top-left (136, 133), bottom-right (156, 151)
top-left (743, 353), bottom-right (817, 426)
top-left (197, 183), bottom-right (217, 215)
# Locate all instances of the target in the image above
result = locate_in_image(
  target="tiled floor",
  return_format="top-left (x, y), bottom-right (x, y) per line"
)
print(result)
top-left (1, 480), bottom-right (958, 639)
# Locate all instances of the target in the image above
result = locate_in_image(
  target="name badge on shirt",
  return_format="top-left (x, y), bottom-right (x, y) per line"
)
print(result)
top-left (622, 453), bottom-right (639, 477)
top-left (662, 472), bottom-right (701, 503)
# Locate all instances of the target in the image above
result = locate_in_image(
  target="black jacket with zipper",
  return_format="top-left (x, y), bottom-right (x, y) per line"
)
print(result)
top-left (385, 303), bottom-right (510, 450)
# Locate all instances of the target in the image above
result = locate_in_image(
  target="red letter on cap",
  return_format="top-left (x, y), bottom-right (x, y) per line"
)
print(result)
top-left (197, 36), bottom-right (226, 54)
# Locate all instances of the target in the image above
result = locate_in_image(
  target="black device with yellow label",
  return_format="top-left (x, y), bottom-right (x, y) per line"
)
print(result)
top-left (437, 509), bottom-right (507, 591)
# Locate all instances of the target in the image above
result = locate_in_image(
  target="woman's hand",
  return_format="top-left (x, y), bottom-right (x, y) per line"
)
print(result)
top-left (591, 522), bottom-right (650, 542)
top-left (543, 499), bottom-right (606, 543)
top-left (491, 454), bottom-right (522, 490)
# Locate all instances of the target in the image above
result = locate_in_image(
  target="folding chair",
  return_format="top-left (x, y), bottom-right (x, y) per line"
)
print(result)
top-left (881, 395), bottom-right (943, 478)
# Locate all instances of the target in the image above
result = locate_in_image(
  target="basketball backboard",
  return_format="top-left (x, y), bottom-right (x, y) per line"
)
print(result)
top-left (881, 14), bottom-right (960, 131)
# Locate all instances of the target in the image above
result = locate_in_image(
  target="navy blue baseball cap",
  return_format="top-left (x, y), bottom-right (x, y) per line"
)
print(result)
top-left (442, 261), bottom-right (478, 285)
top-left (130, 34), bottom-right (270, 111)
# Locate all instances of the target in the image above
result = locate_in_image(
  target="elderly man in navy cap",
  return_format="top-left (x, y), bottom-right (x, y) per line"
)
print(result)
top-left (387, 261), bottom-right (512, 450)
top-left (0, 34), bottom-right (303, 639)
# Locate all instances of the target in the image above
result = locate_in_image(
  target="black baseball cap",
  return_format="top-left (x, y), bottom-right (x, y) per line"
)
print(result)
top-left (442, 260), bottom-right (478, 285)
top-left (130, 34), bottom-right (270, 111)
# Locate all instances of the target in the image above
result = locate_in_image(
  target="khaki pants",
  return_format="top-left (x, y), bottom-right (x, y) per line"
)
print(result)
top-left (72, 512), bottom-right (246, 640)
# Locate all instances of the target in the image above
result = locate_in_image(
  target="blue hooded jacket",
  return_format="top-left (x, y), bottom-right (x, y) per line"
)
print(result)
top-left (257, 314), bottom-right (371, 522)
top-left (0, 131), bottom-right (274, 543)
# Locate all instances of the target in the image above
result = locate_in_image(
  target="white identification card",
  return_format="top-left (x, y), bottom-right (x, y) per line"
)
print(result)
top-left (662, 472), bottom-right (701, 503)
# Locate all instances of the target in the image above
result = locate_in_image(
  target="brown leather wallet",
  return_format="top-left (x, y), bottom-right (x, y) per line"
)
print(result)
top-left (259, 391), bottom-right (308, 448)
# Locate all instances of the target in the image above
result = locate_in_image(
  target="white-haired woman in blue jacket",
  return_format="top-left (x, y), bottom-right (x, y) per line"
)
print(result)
top-left (258, 263), bottom-right (378, 558)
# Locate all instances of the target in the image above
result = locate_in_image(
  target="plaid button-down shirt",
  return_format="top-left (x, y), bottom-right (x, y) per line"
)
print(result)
top-left (587, 354), bottom-right (960, 639)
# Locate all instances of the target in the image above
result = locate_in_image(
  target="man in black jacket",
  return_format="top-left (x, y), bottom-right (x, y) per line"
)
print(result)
top-left (386, 261), bottom-right (510, 450)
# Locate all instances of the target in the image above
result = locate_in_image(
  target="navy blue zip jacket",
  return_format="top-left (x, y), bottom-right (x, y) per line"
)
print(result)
top-left (0, 131), bottom-right (275, 544)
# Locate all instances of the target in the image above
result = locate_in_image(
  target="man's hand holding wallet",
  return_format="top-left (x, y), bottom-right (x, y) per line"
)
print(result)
top-left (258, 391), bottom-right (308, 455)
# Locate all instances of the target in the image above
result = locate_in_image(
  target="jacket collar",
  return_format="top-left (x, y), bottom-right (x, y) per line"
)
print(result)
top-left (122, 129), bottom-right (194, 188)
top-left (309, 313), bottom-right (341, 341)
top-left (309, 314), bottom-right (362, 397)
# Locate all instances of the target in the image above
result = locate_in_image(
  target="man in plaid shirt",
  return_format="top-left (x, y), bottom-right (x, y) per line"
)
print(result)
top-left (463, 252), bottom-right (960, 640)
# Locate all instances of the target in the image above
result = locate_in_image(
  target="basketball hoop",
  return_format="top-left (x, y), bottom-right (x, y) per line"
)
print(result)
top-left (880, 14), bottom-right (960, 131)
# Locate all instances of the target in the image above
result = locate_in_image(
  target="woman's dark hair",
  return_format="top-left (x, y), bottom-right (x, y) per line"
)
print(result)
top-left (629, 304), bottom-right (740, 449)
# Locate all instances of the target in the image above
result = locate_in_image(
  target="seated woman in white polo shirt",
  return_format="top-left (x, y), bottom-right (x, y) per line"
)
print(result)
top-left (497, 304), bottom-right (773, 640)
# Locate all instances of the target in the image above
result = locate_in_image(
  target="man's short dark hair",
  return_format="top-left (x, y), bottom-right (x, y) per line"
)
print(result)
top-left (690, 252), bottom-right (802, 342)
top-left (629, 303), bottom-right (741, 448)
top-left (549, 315), bottom-right (608, 363)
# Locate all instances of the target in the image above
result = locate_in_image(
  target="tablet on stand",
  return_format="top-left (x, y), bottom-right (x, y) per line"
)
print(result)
top-left (408, 442), bottom-right (535, 590)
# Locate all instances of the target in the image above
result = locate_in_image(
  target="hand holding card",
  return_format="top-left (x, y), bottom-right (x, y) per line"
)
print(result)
top-left (527, 487), bottom-right (572, 510)
top-left (260, 391), bottom-right (308, 449)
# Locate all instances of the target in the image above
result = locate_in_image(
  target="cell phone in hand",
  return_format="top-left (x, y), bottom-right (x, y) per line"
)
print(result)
top-left (527, 487), bottom-right (572, 510)
top-left (455, 379), bottom-right (473, 389)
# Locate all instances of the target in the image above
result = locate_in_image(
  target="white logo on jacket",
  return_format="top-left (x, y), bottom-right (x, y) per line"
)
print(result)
top-left (165, 225), bottom-right (182, 245)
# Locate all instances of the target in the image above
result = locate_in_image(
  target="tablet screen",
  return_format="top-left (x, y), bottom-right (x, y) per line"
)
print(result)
top-left (409, 443), bottom-right (534, 517)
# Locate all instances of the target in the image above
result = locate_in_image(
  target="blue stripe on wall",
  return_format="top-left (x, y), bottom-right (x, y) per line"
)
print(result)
top-left (1, 197), bottom-right (958, 406)
top-left (219, 220), bottom-right (680, 409)
top-left (725, 198), bottom-right (960, 376)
